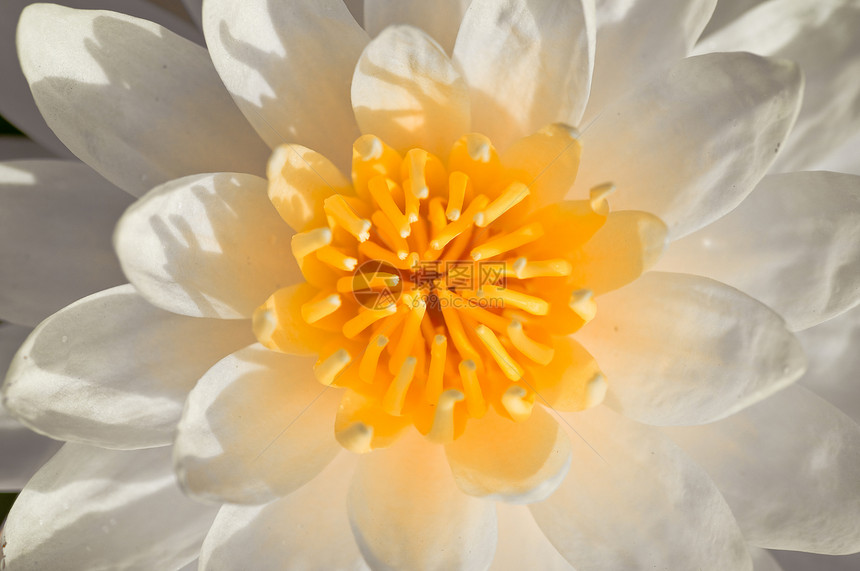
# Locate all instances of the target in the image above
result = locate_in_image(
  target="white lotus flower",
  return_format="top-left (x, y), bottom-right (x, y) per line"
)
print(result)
top-left (1, 1), bottom-right (860, 570)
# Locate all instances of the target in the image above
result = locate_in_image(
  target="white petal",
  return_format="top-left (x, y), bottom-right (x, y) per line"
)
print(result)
top-left (199, 453), bottom-right (369, 571)
top-left (351, 26), bottom-right (470, 157)
top-left (203, 0), bottom-right (368, 171)
top-left (700, 0), bottom-right (766, 36)
top-left (453, 0), bottom-right (595, 149)
top-left (751, 548), bottom-right (784, 571)
top-left (656, 171), bottom-right (860, 331)
top-left (174, 344), bottom-right (342, 504)
top-left (0, 0), bottom-right (202, 158)
top-left (796, 304), bottom-right (860, 424)
top-left (664, 384), bottom-right (860, 554)
top-left (0, 136), bottom-right (53, 160)
top-left (1, 443), bottom-right (218, 571)
top-left (491, 504), bottom-right (573, 571)
top-left (530, 405), bottom-right (752, 571)
top-left (577, 272), bottom-right (806, 425)
top-left (445, 407), bottom-right (571, 504)
top-left (572, 52), bottom-right (802, 239)
top-left (0, 160), bottom-right (130, 326)
top-left (348, 432), bottom-right (497, 570)
top-left (2, 285), bottom-right (253, 449)
top-left (583, 0), bottom-right (717, 123)
top-left (812, 129), bottom-right (860, 176)
top-left (696, 0), bottom-right (860, 172)
top-left (114, 172), bottom-right (299, 319)
top-left (0, 323), bottom-right (62, 491)
top-left (364, 0), bottom-right (471, 53)
top-left (17, 4), bottom-right (268, 197)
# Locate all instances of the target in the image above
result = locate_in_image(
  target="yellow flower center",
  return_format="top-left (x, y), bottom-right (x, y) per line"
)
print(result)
top-left (253, 126), bottom-right (644, 453)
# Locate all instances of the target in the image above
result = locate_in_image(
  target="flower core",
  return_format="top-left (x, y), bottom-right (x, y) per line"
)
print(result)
top-left (254, 127), bottom-right (631, 452)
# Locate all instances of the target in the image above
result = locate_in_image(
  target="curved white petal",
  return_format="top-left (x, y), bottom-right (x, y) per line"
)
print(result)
top-left (700, 0), bottom-right (765, 36)
top-left (351, 26), bottom-right (470, 157)
top-left (0, 160), bottom-right (130, 326)
top-left (657, 171), bottom-right (860, 331)
top-left (796, 304), bottom-right (860, 424)
top-left (445, 407), bottom-right (571, 504)
top-left (696, 0), bottom-right (860, 172)
top-left (17, 4), bottom-right (268, 197)
top-left (2, 285), bottom-right (253, 449)
top-left (203, 0), bottom-right (368, 171)
top-left (577, 272), bottom-right (806, 425)
top-left (348, 432), bottom-right (497, 570)
top-left (0, 136), bottom-right (53, 160)
top-left (0, 323), bottom-right (61, 491)
top-left (114, 172), bottom-right (299, 319)
top-left (0, 0), bottom-right (201, 159)
top-left (531, 406), bottom-right (752, 571)
top-left (174, 344), bottom-right (342, 505)
top-left (364, 0), bottom-right (471, 53)
top-left (664, 384), bottom-right (860, 555)
top-left (583, 0), bottom-right (717, 123)
top-left (453, 0), bottom-right (595, 149)
top-left (1, 443), bottom-right (219, 570)
top-left (490, 504), bottom-right (573, 571)
top-left (199, 453), bottom-right (368, 571)
top-left (572, 52), bottom-right (803, 239)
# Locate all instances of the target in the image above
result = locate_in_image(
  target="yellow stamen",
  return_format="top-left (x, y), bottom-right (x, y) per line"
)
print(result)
top-left (477, 181), bottom-right (529, 227)
top-left (368, 176), bottom-right (410, 237)
top-left (430, 195), bottom-right (489, 251)
top-left (470, 222), bottom-right (544, 260)
top-left (507, 320), bottom-right (554, 365)
top-left (510, 257), bottom-right (572, 279)
top-left (388, 296), bottom-right (426, 374)
top-left (425, 334), bottom-right (447, 404)
top-left (316, 245), bottom-right (357, 271)
top-left (291, 227), bottom-right (332, 260)
top-left (502, 385), bottom-right (535, 422)
top-left (481, 284), bottom-right (550, 316)
top-left (323, 195), bottom-right (371, 242)
top-left (474, 324), bottom-right (523, 381)
top-left (403, 149), bottom-right (430, 199)
top-left (426, 389), bottom-right (464, 443)
top-left (441, 305), bottom-right (483, 366)
top-left (382, 356), bottom-right (417, 416)
top-left (358, 241), bottom-right (415, 270)
top-left (569, 289), bottom-right (597, 322)
top-left (343, 305), bottom-right (397, 338)
top-left (590, 182), bottom-right (616, 214)
top-left (371, 210), bottom-right (410, 259)
top-left (459, 360), bottom-right (487, 418)
top-left (359, 334), bottom-right (389, 383)
top-left (447, 171), bottom-right (469, 221)
top-left (301, 293), bottom-right (342, 324)
top-left (336, 273), bottom-right (400, 293)
top-left (314, 349), bottom-right (351, 386)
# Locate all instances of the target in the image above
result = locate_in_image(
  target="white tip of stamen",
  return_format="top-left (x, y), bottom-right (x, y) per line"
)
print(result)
top-left (513, 257), bottom-right (527, 278)
top-left (584, 373), bottom-right (607, 409)
top-left (343, 257), bottom-right (358, 271)
top-left (356, 136), bottom-right (384, 161)
top-left (589, 182), bottom-right (616, 212)
top-left (447, 209), bottom-right (461, 221)
top-left (336, 421), bottom-right (374, 453)
top-left (569, 289), bottom-right (597, 321)
top-left (502, 385), bottom-right (534, 422)
top-left (426, 389), bottom-right (465, 443)
top-left (467, 138), bottom-right (492, 163)
top-left (473, 212), bottom-right (485, 227)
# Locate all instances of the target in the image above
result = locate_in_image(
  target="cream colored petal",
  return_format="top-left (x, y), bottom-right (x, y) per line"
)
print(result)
top-left (531, 405), bottom-right (751, 571)
top-left (583, 0), bottom-right (717, 123)
top-left (0, 160), bottom-right (130, 326)
top-left (664, 384), bottom-right (860, 555)
top-left (453, 0), bottom-right (595, 149)
top-left (174, 344), bottom-right (342, 504)
top-left (696, 0), bottom-right (860, 172)
top-left (2, 285), bottom-right (253, 449)
top-left (364, 0), bottom-right (471, 53)
top-left (203, 0), bottom-right (368, 171)
top-left (445, 407), bottom-right (571, 504)
top-left (700, 0), bottom-right (765, 36)
top-left (572, 52), bottom-right (802, 239)
top-left (1, 443), bottom-right (219, 570)
top-left (199, 453), bottom-right (369, 571)
top-left (656, 171), bottom-right (860, 331)
top-left (577, 272), bottom-right (806, 425)
top-left (114, 172), bottom-right (299, 319)
top-left (796, 304), bottom-right (860, 424)
top-left (352, 26), bottom-right (470, 158)
top-left (348, 432), bottom-right (497, 570)
top-left (0, 0), bottom-right (201, 158)
top-left (17, 4), bottom-right (268, 197)
top-left (490, 504), bottom-right (573, 571)
top-left (0, 323), bottom-right (62, 491)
